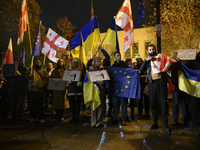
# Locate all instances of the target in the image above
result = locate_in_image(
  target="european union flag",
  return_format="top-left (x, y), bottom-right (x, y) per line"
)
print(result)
top-left (31, 22), bottom-right (41, 58)
top-left (19, 47), bottom-right (26, 65)
top-left (137, 0), bottom-right (145, 24)
top-left (107, 67), bottom-right (140, 99)
top-left (178, 63), bottom-right (200, 98)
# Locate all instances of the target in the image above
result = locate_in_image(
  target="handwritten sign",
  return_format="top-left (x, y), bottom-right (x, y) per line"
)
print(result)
top-left (1, 64), bottom-right (18, 77)
top-left (87, 70), bottom-right (110, 82)
top-left (56, 49), bottom-right (70, 59)
top-left (177, 49), bottom-right (197, 60)
top-left (48, 78), bottom-right (66, 91)
top-left (62, 70), bottom-right (82, 82)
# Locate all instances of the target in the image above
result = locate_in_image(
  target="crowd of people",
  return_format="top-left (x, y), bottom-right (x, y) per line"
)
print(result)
top-left (0, 44), bottom-right (200, 131)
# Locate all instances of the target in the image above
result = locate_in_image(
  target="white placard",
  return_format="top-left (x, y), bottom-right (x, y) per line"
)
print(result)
top-left (177, 49), bottom-right (197, 60)
top-left (48, 78), bottom-right (66, 91)
top-left (62, 70), bottom-right (82, 82)
top-left (87, 70), bottom-right (110, 82)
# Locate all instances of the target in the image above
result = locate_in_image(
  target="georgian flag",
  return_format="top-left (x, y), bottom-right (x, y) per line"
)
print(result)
top-left (151, 54), bottom-right (173, 75)
top-left (41, 28), bottom-right (69, 62)
top-left (3, 38), bottom-right (13, 64)
top-left (115, 0), bottom-right (134, 51)
top-left (17, 0), bottom-right (28, 45)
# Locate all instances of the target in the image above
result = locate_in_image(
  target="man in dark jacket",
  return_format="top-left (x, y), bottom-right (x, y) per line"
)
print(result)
top-left (10, 57), bottom-right (27, 121)
top-left (139, 45), bottom-right (171, 131)
top-left (25, 57), bottom-right (48, 123)
top-left (112, 51), bottom-right (128, 126)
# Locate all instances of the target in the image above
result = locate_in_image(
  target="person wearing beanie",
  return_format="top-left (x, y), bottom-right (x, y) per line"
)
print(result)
top-left (51, 58), bottom-right (68, 122)
top-left (25, 56), bottom-right (48, 123)
top-left (67, 58), bottom-right (85, 124)
top-left (89, 56), bottom-right (107, 128)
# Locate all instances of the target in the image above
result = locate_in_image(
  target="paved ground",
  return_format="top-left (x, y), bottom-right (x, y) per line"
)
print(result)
top-left (0, 101), bottom-right (200, 150)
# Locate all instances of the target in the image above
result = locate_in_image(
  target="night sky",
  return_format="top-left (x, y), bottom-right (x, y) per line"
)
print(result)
top-left (36, 0), bottom-right (145, 33)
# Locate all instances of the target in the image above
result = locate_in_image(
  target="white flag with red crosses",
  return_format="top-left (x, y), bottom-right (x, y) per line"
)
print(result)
top-left (115, 0), bottom-right (134, 51)
top-left (17, 0), bottom-right (28, 45)
top-left (41, 28), bottom-right (69, 62)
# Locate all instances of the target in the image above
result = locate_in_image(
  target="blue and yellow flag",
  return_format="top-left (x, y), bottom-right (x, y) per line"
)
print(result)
top-left (79, 32), bottom-right (87, 66)
top-left (137, 0), bottom-right (145, 24)
top-left (83, 70), bottom-right (101, 110)
top-left (104, 18), bottom-right (119, 63)
top-left (31, 22), bottom-right (41, 59)
top-left (107, 67), bottom-right (140, 99)
top-left (178, 64), bottom-right (200, 98)
top-left (70, 16), bottom-right (101, 59)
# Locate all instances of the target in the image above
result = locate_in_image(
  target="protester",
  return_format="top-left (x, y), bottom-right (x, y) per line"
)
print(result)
top-left (25, 56), bottom-right (48, 123)
top-left (44, 62), bottom-right (54, 112)
top-left (112, 51), bottom-right (128, 126)
top-left (139, 44), bottom-right (171, 131)
top-left (51, 58), bottom-right (67, 122)
top-left (89, 56), bottom-right (107, 128)
top-left (67, 58), bottom-right (84, 123)
top-left (9, 57), bottom-right (27, 121)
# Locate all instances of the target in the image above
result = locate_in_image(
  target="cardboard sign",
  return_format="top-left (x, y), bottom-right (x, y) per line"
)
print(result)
top-left (177, 49), bottom-right (197, 60)
top-left (1, 64), bottom-right (18, 77)
top-left (48, 78), bottom-right (66, 91)
top-left (62, 70), bottom-right (82, 82)
top-left (56, 49), bottom-right (70, 59)
top-left (87, 70), bottom-right (110, 82)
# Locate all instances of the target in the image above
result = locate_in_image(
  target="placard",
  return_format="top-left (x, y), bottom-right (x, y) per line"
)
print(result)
top-left (56, 49), bottom-right (70, 59)
top-left (48, 78), bottom-right (66, 91)
top-left (87, 70), bottom-right (110, 82)
top-left (62, 70), bottom-right (82, 82)
top-left (1, 64), bottom-right (18, 77)
top-left (177, 49), bottom-right (197, 60)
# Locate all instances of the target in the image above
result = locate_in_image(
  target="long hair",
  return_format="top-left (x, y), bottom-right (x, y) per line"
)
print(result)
top-left (56, 58), bottom-right (67, 70)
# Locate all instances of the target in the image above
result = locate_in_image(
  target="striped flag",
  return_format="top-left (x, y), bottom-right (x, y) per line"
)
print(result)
top-left (3, 38), bottom-right (13, 64)
top-left (115, 0), bottom-right (134, 51)
top-left (41, 28), bottom-right (69, 63)
top-left (17, 0), bottom-right (28, 45)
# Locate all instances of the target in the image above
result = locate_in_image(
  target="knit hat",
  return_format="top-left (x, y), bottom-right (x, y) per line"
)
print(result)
top-left (93, 56), bottom-right (101, 63)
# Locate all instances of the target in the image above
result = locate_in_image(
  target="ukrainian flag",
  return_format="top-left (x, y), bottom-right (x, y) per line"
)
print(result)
top-left (104, 18), bottom-right (119, 63)
top-left (70, 16), bottom-right (101, 60)
top-left (178, 63), bottom-right (200, 98)
top-left (83, 70), bottom-right (101, 110)
top-left (79, 32), bottom-right (87, 66)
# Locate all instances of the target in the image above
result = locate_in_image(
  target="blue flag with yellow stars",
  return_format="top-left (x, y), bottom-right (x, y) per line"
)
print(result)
top-left (31, 22), bottom-right (41, 58)
top-left (107, 67), bottom-right (140, 99)
top-left (137, 0), bottom-right (145, 24)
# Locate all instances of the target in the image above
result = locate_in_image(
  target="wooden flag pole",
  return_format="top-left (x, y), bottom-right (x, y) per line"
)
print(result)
top-left (93, 33), bottom-right (106, 57)
top-left (43, 54), bottom-right (46, 66)
top-left (27, 10), bottom-right (32, 55)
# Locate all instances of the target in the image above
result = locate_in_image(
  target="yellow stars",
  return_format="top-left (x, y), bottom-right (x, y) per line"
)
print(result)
top-left (121, 89), bottom-right (123, 92)
top-left (35, 42), bottom-right (37, 45)
top-left (119, 70), bottom-right (122, 73)
top-left (37, 39), bottom-right (39, 42)
top-left (127, 76), bottom-right (130, 78)
top-left (125, 86), bottom-right (128, 88)
top-left (127, 81), bottom-right (130, 84)
top-left (37, 36), bottom-right (39, 38)
top-left (124, 72), bottom-right (126, 74)
top-left (116, 90), bottom-right (118, 92)
top-left (115, 71), bottom-right (117, 73)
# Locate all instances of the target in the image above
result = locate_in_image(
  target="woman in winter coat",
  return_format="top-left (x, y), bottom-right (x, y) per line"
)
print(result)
top-left (67, 58), bottom-right (85, 123)
top-left (51, 58), bottom-right (67, 122)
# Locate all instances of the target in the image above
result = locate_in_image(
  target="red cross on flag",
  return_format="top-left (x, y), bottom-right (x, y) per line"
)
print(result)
top-left (41, 28), bottom-right (69, 62)
top-left (3, 38), bottom-right (13, 64)
top-left (115, 0), bottom-right (134, 51)
top-left (151, 54), bottom-right (174, 75)
top-left (17, 0), bottom-right (28, 45)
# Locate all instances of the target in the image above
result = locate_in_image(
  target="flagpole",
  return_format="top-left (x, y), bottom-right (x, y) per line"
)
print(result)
top-left (94, 35), bottom-right (106, 56)
top-left (115, 0), bottom-right (125, 17)
top-left (27, 10), bottom-right (32, 55)
top-left (43, 55), bottom-right (46, 66)
top-left (91, 0), bottom-right (94, 19)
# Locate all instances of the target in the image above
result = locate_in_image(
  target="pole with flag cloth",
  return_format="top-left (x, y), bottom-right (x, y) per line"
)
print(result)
top-left (3, 38), bottom-right (13, 64)
top-left (115, 0), bottom-right (134, 51)
top-left (136, 0), bottom-right (145, 24)
top-left (91, 0), bottom-right (94, 19)
top-left (20, 47), bottom-right (26, 65)
top-left (79, 32), bottom-right (87, 68)
top-left (31, 21), bottom-right (41, 65)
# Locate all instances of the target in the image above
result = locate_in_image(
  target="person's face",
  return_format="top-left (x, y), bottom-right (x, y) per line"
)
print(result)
top-left (96, 60), bottom-right (101, 67)
top-left (34, 60), bottom-right (42, 66)
top-left (73, 62), bottom-right (78, 68)
top-left (147, 46), bottom-right (156, 55)
top-left (59, 59), bottom-right (64, 67)
top-left (114, 53), bottom-right (121, 62)
top-left (137, 59), bottom-right (143, 66)
top-left (47, 63), bottom-right (53, 70)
